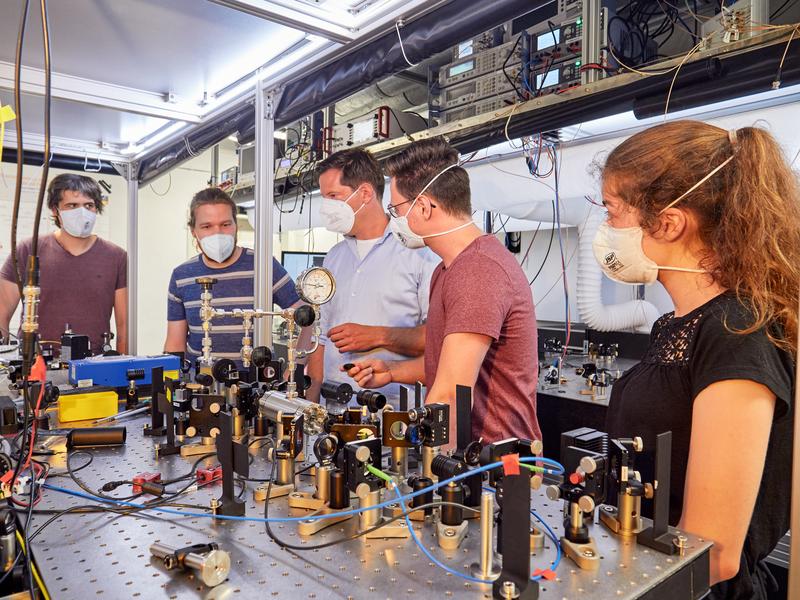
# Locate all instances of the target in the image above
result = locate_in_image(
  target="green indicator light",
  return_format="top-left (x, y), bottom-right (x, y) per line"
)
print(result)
top-left (576, 61), bottom-right (581, 66)
top-left (577, 17), bottom-right (582, 25)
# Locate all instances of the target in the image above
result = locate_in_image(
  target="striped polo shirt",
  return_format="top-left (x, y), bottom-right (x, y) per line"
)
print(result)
top-left (167, 248), bottom-right (300, 362)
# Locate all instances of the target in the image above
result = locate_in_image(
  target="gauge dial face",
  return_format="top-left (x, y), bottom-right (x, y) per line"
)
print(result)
top-left (297, 267), bottom-right (335, 305)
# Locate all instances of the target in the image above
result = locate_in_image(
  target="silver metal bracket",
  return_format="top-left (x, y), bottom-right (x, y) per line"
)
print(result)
top-left (436, 520), bottom-right (468, 550)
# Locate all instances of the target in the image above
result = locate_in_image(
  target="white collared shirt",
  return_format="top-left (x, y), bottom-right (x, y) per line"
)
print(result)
top-left (319, 224), bottom-right (440, 400)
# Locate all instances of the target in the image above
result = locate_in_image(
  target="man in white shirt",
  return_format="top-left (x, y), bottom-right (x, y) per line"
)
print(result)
top-left (305, 149), bottom-right (439, 403)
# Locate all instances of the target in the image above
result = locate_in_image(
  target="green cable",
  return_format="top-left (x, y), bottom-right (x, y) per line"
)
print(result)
top-left (365, 464), bottom-right (394, 484)
top-left (521, 463), bottom-right (546, 474)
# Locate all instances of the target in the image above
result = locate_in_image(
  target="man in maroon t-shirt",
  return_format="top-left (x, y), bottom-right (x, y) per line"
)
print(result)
top-left (345, 137), bottom-right (540, 445)
top-left (0, 174), bottom-right (127, 355)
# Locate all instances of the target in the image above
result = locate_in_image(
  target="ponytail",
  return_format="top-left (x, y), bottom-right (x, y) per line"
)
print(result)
top-left (713, 126), bottom-right (800, 354)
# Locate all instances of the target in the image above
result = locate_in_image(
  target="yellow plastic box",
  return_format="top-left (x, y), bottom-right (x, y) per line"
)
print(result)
top-left (58, 387), bottom-right (119, 423)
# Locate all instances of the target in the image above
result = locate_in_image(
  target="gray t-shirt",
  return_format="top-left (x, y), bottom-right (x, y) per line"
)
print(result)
top-left (0, 234), bottom-right (127, 352)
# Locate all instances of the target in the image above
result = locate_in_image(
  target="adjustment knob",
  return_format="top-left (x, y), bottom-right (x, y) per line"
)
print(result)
top-left (644, 482), bottom-right (655, 499)
top-left (579, 456), bottom-right (598, 474)
top-left (293, 305), bottom-right (316, 328)
top-left (356, 482), bottom-right (372, 500)
top-left (578, 495), bottom-right (596, 513)
top-left (355, 446), bottom-right (371, 463)
top-left (250, 346), bottom-right (272, 369)
top-left (545, 485), bottom-right (561, 502)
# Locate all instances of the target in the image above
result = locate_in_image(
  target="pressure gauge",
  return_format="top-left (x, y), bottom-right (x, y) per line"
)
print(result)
top-left (296, 267), bottom-right (335, 305)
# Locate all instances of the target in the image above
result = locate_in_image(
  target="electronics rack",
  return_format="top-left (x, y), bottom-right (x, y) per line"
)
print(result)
top-left (435, 0), bottom-right (610, 124)
top-left (327, 106), bottom-right (426, 154)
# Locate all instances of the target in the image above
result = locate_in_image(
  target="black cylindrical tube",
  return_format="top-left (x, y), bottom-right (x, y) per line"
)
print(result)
top-left (440, 483), bottom-right (463, 526)
top-left (66, 427), bottom-right (126, 448)
top-left (175, 418), bottom-right (188, 436)
top-left (430, 454), bottom-right (466, 480)
top-left (411, 476), bottom-right (434, 515)
top-left (328, 470), bottom-right (349, 510)
top-left (35, 414), bottom-right (49, 431)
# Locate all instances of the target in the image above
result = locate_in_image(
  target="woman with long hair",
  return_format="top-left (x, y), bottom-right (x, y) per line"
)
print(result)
top-left (594, 120), bottom-right (798, 599)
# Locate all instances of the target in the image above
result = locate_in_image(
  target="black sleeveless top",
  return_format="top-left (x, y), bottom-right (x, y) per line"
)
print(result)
top-left (606, 293), bottom-right (793, 600)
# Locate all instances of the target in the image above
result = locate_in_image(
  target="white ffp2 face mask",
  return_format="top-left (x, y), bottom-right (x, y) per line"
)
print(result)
top-left (592, 222), bottom-right (705, 285)
top-left (388, 162), bottom-right (472, 249)
top-left (59, 207), bottom-right (97, 238)
top-left (389, 210), bottom-right (472, 249)
top-left (319, 187), bottom-right (364, 235)
top-left (199, 233), bottom-right (235, 263)
top-left (592, 155), bottom-right (734, 284)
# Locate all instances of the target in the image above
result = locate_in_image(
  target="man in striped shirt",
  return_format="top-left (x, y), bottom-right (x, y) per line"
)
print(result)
top-left (164, 188), bottom-right (302, 366)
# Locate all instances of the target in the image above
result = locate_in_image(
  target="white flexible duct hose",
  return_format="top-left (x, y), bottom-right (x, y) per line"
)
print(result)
top-left (577, 209), bottom-right (660, 333)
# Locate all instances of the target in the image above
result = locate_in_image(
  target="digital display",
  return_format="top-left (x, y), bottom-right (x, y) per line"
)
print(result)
top-left (537, 29), bottom-right (560, 50)
top-left (536, 70), bottom-right (560, 89)
top-left (446, 82), bottom-right (473, 102)
top-left (456, 41), bottom-right (473, 59)
top-left (352, 119), bottom-right (375, 142)
top-left (448, 60), bottom-right (475, 78)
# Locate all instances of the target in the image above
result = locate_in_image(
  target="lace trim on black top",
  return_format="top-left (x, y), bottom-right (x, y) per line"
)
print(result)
top-left (642, 293), bottom-right (731, 366)
top-left (643, 312), bottom-right (702, 365)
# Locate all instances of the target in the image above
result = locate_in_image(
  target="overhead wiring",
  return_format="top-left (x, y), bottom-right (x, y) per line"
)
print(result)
top-left (10, 0), bottom-right (31, 296)
top-left (552, 150), bottom-right (571, 356)
top-left (31, 0), bottom-right (52, 258)
top-left (395, 21), bottom-right (418, 67)
top-left (149, 173), bottom-right (172, 197)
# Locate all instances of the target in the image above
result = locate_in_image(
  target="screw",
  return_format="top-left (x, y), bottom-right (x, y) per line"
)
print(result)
top-left (210, 498), bottom-right (219, 514)
top-left (501, 580), bottom-right (519, 599)
top-left (673, 535), bottom-right (688, 556)
top-left (444, 529), bottom-right (455, 537)
top-left (582, 549), bottom-right (596, 558)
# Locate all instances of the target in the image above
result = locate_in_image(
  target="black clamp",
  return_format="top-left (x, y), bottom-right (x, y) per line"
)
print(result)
top-left (162, 543), bottom-right (218, 571)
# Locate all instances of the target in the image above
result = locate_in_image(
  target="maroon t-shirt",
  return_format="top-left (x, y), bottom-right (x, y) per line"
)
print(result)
top-left (425, 235), bottom-right (541, 443)
top-left (0, 234), bottom-right (127, 352)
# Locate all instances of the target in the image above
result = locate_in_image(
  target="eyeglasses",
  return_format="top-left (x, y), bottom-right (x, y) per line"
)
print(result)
top-left (387, 198), bottom-right (413, 218)
top-left (387, 197), bottom-right (437, 218)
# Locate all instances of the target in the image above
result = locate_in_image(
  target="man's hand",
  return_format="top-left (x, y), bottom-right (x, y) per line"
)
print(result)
top-left (328, 323), bottom-right (385, 353)
top-left (342, 359), bottom-right (392, 389)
